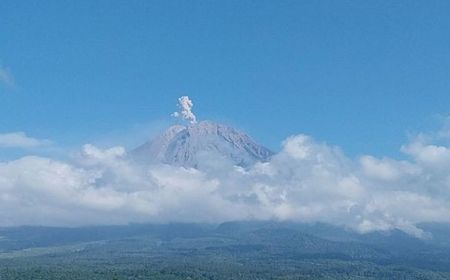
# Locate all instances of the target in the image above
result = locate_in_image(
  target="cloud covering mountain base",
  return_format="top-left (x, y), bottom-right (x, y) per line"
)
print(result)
top-left (1, 131), bottom-right (450, 238)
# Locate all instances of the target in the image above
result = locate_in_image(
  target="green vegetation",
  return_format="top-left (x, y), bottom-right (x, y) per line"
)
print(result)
top-left (0, 222), bottom-right (450, 279)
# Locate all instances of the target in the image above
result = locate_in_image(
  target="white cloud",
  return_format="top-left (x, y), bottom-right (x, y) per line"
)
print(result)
top-left (0, 130), bottom-right (450, 238)
top-left (0, 132), bottom-right (51, 148)
top-left (360, 156), bottom-right (420, 181)
top-left (0, 65), bottom-right (15, 89)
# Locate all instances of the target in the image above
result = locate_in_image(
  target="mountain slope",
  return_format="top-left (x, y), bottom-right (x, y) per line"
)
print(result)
top-left (131, 120), bottom-right (273, 167)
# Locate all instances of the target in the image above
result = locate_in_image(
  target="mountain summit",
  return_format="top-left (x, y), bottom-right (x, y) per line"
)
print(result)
top-left (132, 120), bottom-right (273, 168)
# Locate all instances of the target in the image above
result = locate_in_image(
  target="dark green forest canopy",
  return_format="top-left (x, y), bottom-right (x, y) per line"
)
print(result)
top-left (1, 222), bottom-right (450, 279)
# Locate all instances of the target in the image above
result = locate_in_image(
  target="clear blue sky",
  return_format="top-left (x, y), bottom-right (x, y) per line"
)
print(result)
top-left (1, 0), bottom-right (450, 156)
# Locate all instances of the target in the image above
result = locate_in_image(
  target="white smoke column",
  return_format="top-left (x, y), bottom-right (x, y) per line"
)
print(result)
top-left (172, 96), bottom-right (197, 124)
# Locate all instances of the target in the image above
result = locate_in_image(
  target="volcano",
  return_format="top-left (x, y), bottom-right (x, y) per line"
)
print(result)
top-left (131, 120), bottom-right (273, 168)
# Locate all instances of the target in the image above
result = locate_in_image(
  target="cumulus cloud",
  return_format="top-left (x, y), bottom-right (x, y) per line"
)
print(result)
top-left (0, 65), bottom-right (15, 89)
top-left (172, 96), bottom-right (197, 124)
top-left (0, 132), bottom-right (51, 148)
top-left (1, 129), bottom-right (450, 238)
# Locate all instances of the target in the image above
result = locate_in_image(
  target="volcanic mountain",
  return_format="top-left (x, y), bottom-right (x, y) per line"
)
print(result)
top-left (131, 120), bottom-right (273, 168)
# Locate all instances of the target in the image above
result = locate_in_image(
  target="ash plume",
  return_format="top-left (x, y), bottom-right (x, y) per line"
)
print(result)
top-left (172, 96), bottom-right (197, 124)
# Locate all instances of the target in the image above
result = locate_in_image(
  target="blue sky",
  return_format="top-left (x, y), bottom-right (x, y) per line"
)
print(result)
top-left (1, 0), bottom-right (450, 156)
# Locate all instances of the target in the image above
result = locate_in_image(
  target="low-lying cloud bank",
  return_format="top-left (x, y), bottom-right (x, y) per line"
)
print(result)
top-left (1, 131), bottom-right (450, 238)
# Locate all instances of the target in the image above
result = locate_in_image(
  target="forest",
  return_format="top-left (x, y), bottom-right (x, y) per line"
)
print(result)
top-left (1, 222), bottom-right (450, 279)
